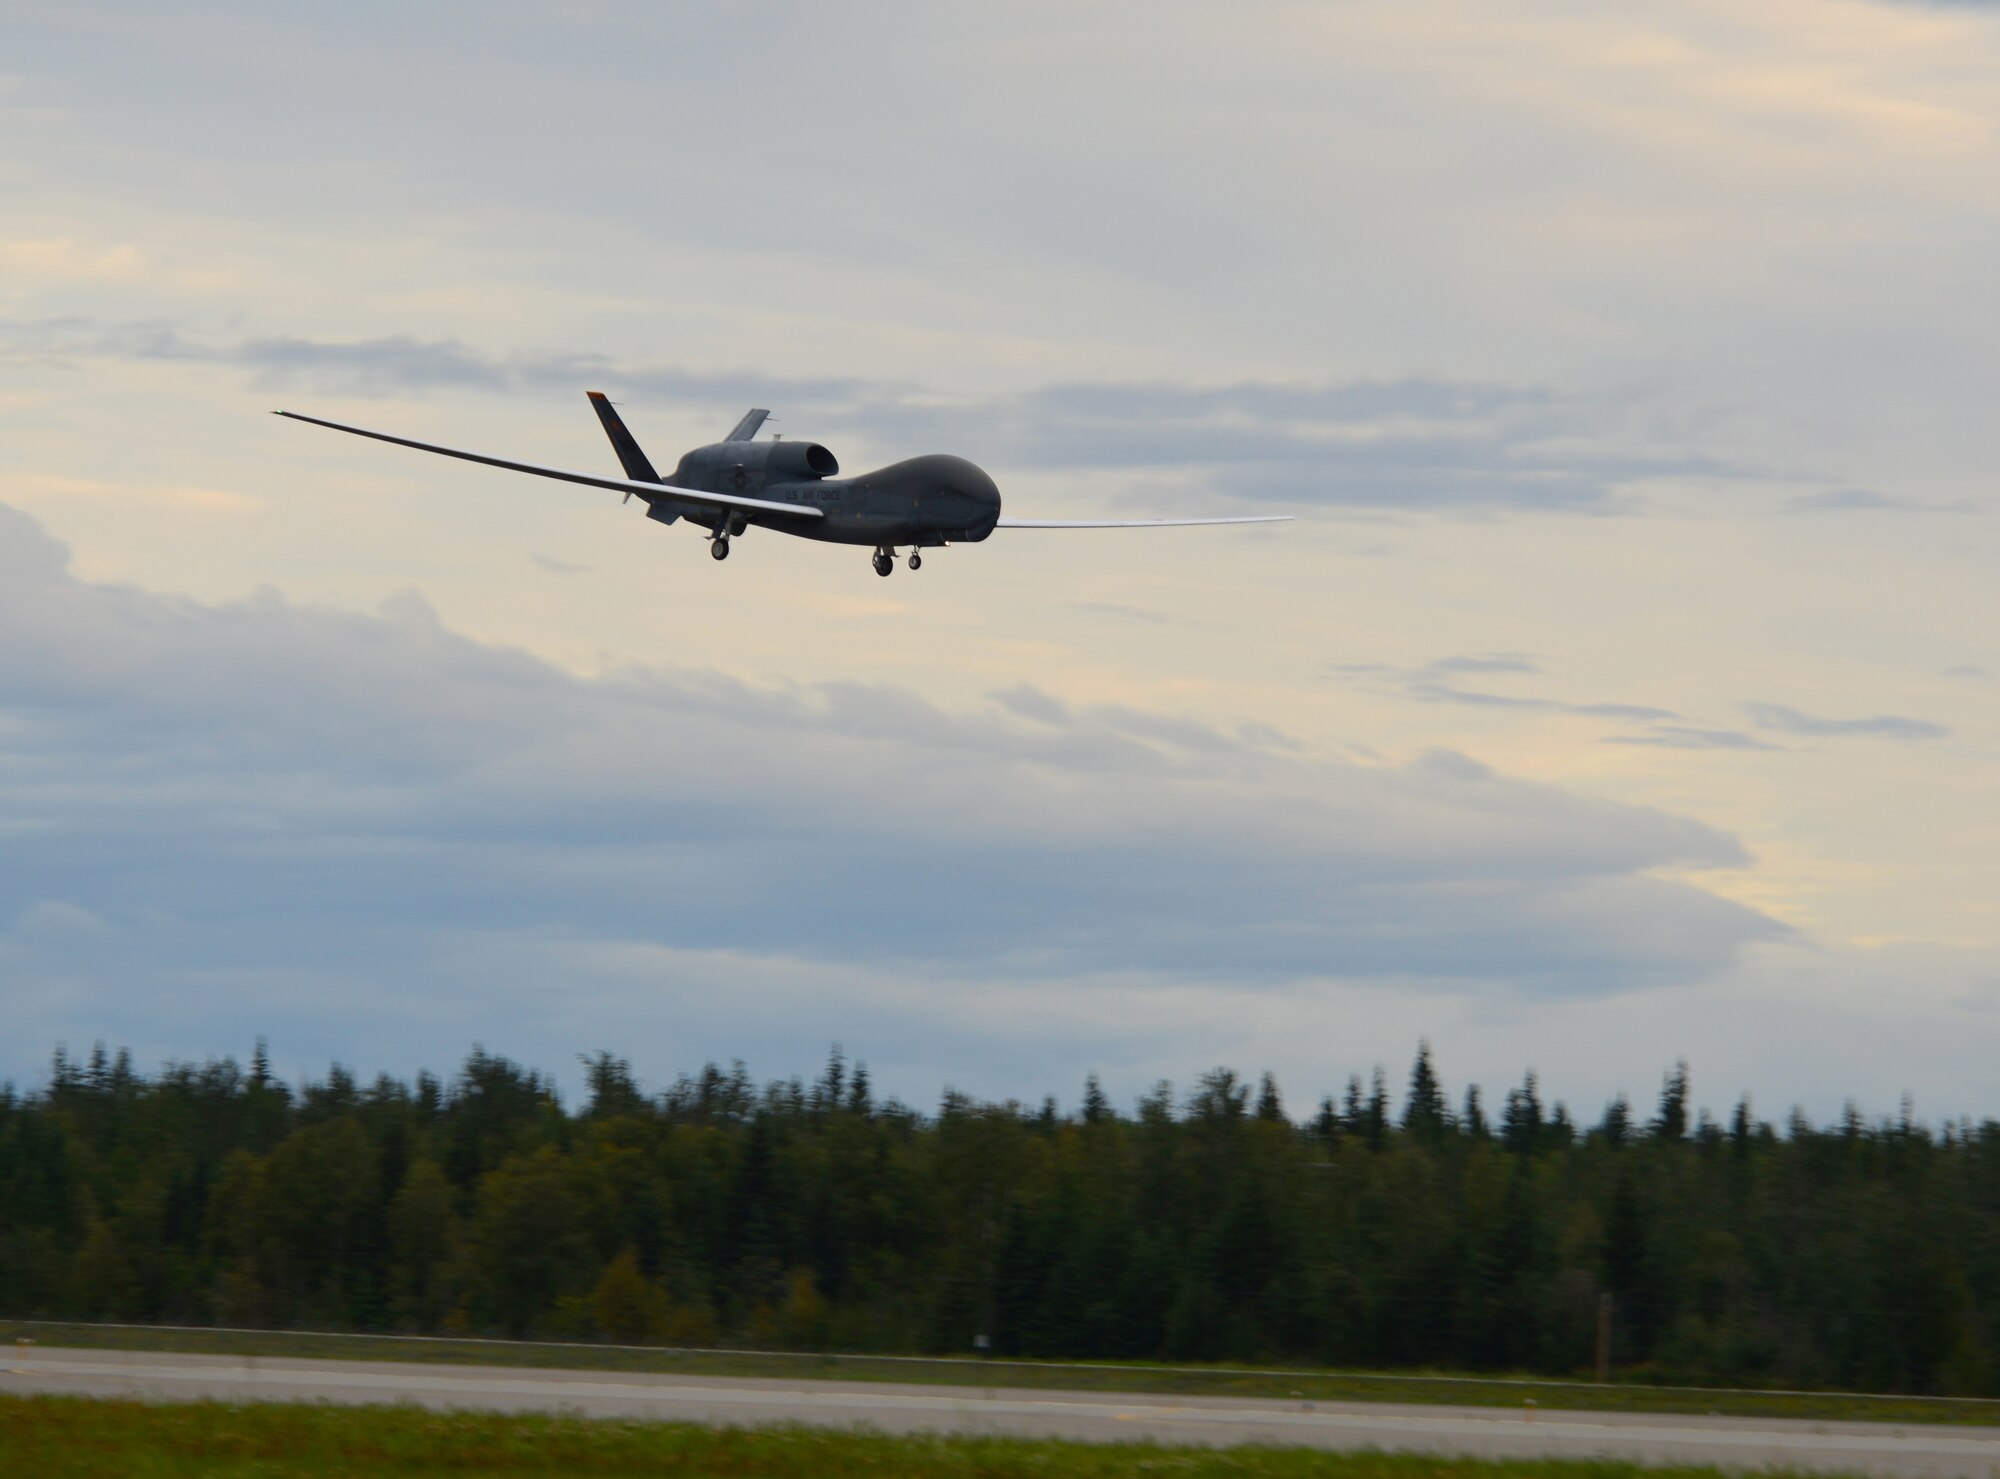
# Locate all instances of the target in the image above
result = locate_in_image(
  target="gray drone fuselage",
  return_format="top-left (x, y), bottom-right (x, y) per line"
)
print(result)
top-left (274, 394), bottom-right (1287, 576)
top-left (659, 438), bottom-right (1002, 549)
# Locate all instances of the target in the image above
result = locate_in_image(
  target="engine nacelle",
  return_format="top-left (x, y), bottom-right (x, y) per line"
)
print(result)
top-left (762, 441), bottom-right (840, 480)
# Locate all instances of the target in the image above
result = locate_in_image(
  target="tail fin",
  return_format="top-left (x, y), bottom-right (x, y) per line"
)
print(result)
top-left (586, 392), bottom-right (661, 482)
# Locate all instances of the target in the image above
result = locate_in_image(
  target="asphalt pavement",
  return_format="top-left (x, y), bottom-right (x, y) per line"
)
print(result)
top-left (8, 1345), bottom-right (2000, 1476)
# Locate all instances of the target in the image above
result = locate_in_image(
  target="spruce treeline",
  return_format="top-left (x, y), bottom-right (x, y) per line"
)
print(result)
top-left (2, 1040), bottom-right (1996, 1395)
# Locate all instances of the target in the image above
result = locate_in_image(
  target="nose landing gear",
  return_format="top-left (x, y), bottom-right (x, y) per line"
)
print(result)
top-left (872, 547), bottom-right (894, 577)
top-left (907, 551), bottom-right (922, 571)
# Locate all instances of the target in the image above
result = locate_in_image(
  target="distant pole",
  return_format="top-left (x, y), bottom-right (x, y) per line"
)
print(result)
top-left (1595, 1292), bottom-right (1613, 1383)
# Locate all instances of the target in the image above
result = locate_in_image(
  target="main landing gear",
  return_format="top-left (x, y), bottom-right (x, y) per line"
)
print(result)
top-left (873, 546), bottom-right (923, 577)
top-left (710, 536), bottom-right (730, 561)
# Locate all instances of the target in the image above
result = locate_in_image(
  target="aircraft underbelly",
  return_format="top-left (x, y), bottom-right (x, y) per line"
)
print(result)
top-left (796, 513), bottom-right (920, 545)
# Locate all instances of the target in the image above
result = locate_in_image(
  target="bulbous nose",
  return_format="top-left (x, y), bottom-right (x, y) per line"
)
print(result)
top-left (929, 454), bottom-right (998, 508)
top-left (960, 462), bottom-right (1000, 511)
top-left (906, 454), bottom-right (999, 538)
top-left (944, 457), bottom-right (1000, 536)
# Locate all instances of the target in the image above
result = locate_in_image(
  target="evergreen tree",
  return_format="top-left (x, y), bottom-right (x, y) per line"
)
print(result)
top-left (1547, 1101), bottom-right (1574, 1148)
top-left (817, 1046), bottom-right (846, 1114)
top-left (1599, 1095), bottom-right (1631, 1149)
top-left (1190, 1068), bottom-right (1248, 1124)
top-left (1461, 1085), bottom-right (1489, 1140)
top-left (1501, 1073), bottom-right (1543, 1155)
top-left (1081, 1074), bottom-right (1111, 1126)
top-left (1364, 1068), bottom-right (1390, 1151)
top-left (1730, 1095), bottom-right (1753, 1155)
top-left (1652, 1062), bottom-right (1690, 1141)
top-left (581, 1053), bottom-right (644, 1119)
top-left (8, 1041), bottom-right (1999, 1396)
top-left (1341, 1074), bottom-right (1365, 1134)
top-left (1255, 1073), bottom-right (1286, 1124)
top-left (1402, 1042), bottom-right (1449, 1140)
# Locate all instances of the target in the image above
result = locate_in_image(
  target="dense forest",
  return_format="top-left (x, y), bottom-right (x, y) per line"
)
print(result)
top-left (3, 1041), bottom-right (1997, 1395)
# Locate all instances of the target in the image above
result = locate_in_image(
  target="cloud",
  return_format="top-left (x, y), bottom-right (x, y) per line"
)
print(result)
top-left (0, 499), bottom-right (1779, 1093)
top-left (0, 319), bottom-right (868, 407)
top-left (1430, 653), bottom-right (1541, 676)
top-left (0, 319), bottom-right (1735, 515)
top-left (12, 900), bottom-right (110, 938)
top-left (1237, 722), bottom-right (1303, 753)
top-left (1743, 702), bottom-right (1948, 741)
top-left (529, 553), bottom-right (588, 575)
top-left (0, 238), bottom-right (150, 282)
top-left (1783, 487), bottom-right (1969, 514)
top-left (1943, 664), bottom-right (1989, 680)
top-left (1605, 726), bottom-right (1779, 751)
top-left (1067, 601), bottom-right (1167, 624)
top-left (990, 683), bottom-right (1070, 726)
top-left (1339, 653), bottom-right (1679, 722)
top-left (0, 472), bottom-right (260, 514)
top-left (1408, 683), bottom-right (1677, 721)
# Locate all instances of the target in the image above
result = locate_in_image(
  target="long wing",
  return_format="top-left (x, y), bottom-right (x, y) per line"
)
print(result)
top-left (995, 515), bottom-right (1292, 528)
top-left (275, 410), bottom-right (821, 521)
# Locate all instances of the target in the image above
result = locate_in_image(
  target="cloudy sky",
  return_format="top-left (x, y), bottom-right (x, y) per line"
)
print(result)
top-left (4, 0), bottom-right (1998, 1123)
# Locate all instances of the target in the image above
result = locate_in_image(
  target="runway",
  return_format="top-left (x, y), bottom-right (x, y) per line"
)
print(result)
top-left (8, 1345), bottom-right (2000, 1476)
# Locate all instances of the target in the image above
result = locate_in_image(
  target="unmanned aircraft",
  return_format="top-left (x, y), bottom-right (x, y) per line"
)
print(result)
top-left (278, 394), bottom-right (1289, 576)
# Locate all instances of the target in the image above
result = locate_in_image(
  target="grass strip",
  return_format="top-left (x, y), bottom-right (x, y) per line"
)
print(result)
top-left (0, 1393), bottom-right (1863, 1479)
top-left (8, 1318), bottom-right (1999, 1428)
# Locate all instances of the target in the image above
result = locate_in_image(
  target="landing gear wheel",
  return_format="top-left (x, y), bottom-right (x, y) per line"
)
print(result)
top-left (908, 551), bottom-right (922, 571)
top-left (710, 537), bottom-right (730, 561)
top-left (872, 550), bottom-right (894, 578)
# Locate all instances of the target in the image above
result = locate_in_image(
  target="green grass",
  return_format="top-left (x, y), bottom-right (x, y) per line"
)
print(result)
top-left (8, 1318), bottom-right (1999, 1428)
top-left (0, 1394), bottom-right (1863, 1479)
